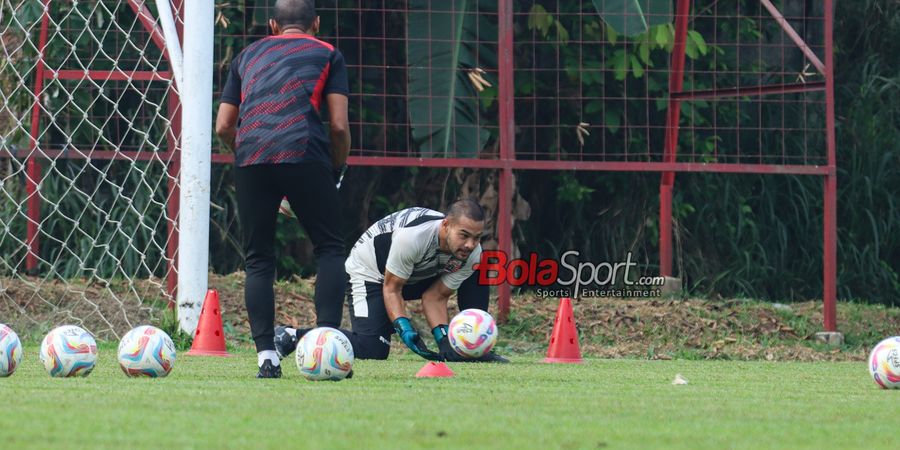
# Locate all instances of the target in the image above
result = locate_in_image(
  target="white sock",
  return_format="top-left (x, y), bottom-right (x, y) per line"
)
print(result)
top-left (258, 350), bottom-right (280, 367)
top-left (285, 327), bottom-right (298, 338)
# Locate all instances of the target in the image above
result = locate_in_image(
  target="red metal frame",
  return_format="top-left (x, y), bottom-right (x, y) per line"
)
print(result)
top-left (24, 0), bottom-right (51, 273)
top-left (47, 69), bottom-right (172, 82)
top-left (166, 0), bottom-right (185, 307)
top-left (496, 0), bottom-right (515, 321)
top-left (23, 149), bottom-right (835, 176)
top-left (659, 0), bottom-right (693, 279)
top-left (213, 153), bottom-right (834, 175)
top-left (22, 2), bottom-right (837, 330)
top-left (4, 149), bottom-right (174, 161)
top-left (671, 81), bottom-right (826, 101)
top-left (823, 0), bottom-right (838, 331)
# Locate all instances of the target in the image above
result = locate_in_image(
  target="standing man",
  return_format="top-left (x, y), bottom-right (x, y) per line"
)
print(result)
top-left (275, 200), bottom-right (508, 363)
top-left (215, 0), bottom-right (351, 378)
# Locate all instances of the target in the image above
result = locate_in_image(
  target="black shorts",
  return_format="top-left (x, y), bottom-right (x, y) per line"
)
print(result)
top-left (347, 271), bottom-right (489, 339)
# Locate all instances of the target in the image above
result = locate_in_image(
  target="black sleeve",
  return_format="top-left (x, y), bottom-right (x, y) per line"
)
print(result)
top-left (323, 49), bottom-right (350, 96)
top-left (220, 56), bottom-right (242, 106)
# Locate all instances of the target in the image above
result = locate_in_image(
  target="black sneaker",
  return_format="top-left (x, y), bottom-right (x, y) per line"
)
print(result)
top-left (257, 360), bottom-right (282, 378)
top-left (274, 326), bottom-right (298, 360)
top-left (474, 351), bottom-right (510, 363)
top-left (438, 336), bottom-right (509, 363)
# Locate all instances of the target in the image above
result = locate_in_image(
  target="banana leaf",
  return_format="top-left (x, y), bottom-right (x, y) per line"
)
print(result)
top-left (407, 0), bottom-right (496, 157)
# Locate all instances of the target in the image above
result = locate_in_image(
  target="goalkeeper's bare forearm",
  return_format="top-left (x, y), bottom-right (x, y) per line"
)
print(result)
top-left (421, 279), bottom-right (453, 330)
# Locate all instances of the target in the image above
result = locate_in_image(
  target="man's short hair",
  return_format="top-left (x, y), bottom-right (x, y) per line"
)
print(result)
top-left (273, 0), bottom-right (317, 30)
top-left (446, 199), bottom-right (485, 223)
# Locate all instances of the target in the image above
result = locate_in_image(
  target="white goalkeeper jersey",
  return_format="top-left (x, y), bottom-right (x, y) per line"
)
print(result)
top-left (344, 207), bottom-right (482, 290)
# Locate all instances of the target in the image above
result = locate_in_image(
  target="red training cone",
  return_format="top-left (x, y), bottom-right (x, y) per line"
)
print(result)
top-left (185, 289), bottom-right (232, 356)
top-left (416, 361), bottom-right (455, 378)
top-left (542, 297), bottom-right (583, 363)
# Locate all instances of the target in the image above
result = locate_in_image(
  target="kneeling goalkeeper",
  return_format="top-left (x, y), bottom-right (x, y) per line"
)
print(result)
top-left (276, 199), bottom-right (507, 363)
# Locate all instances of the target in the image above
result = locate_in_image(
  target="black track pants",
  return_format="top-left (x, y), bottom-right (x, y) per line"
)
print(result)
top-left (235, 162), bottom-right (347, 352)
top-left (343, 272), bottom-right (490, 359)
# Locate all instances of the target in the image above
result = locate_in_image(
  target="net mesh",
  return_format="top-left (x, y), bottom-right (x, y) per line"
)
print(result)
top-left (0, 0), bottom-right (180, 339)
top-left (512, 0), bottom-right (825, 164)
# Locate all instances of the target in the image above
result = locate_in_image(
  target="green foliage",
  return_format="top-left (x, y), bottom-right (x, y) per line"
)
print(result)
top-left (592, 0), bottom-right (673, 37)
top-left (515, 1), bottom-right (708, 161)
top-left (830, 0), bottom-right (900, 303)
top-left (528, 4), bottom-right (570, 43)
top-left (159, 306), bottom-right (194, 351)
top-left (0, 159), bottom-right (172, 279)
top-left (555, 174), bottom-right (595, 203)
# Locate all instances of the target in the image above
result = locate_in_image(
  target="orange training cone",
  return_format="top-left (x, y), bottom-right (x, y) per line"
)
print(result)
top-left (542, 297), bottom-right (583, 363)
top-left (186, 289), bottom-right (232, 356)
top-left (416, 361), bottom-right (455, 378)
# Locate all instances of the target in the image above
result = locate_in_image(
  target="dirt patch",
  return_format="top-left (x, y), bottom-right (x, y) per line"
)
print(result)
top-left (3, 273), bottom-right (898, 361)
top-left (504, 295), bottom-right (899, 361)
top-left (0, 276), bottom-right (165, 340)
top-left (211, 272), bottom-right (325, 343)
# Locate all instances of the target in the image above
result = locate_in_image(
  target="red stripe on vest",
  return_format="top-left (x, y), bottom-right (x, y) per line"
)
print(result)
top-left (310, 62), bottom-right (331, 113)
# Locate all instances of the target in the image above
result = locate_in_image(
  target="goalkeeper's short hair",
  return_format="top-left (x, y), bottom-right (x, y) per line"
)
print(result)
top-left (447, 199), bottom-right (485, 223)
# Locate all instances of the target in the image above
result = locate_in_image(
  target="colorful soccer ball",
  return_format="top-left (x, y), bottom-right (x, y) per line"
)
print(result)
top-left (295, 327), bottom-right (354, 381)
top-left (449, 308), bottom-right (498, 358)
top-left (117, 325), bottom-right (177, 378)
top-left (869, 336), bottom-right (900, 389)
top-left (0, 324), bottom-right (23, 377)
top-left (40, 325), bottom-right (98, 378)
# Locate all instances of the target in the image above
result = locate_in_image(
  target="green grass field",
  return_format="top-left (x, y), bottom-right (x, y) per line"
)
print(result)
top-left (2, 344), bottom-right (897, 449)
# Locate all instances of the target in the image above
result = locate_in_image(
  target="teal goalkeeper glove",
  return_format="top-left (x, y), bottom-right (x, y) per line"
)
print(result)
top-left (393, 317), bottom-right (440, 361)
top-left (433, 324), bottom-right (467, 362)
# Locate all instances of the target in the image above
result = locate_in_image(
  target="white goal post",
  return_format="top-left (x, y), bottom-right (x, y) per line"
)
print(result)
top-left (175, 0), bottom-right (213, 334)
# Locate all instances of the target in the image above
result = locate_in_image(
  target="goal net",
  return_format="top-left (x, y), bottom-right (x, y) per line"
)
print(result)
top-left (0, 0), bottom-right (181, 339)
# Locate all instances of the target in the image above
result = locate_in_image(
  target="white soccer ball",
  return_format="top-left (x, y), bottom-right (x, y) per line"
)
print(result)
top-left (40, 325), bottom-right (98, 378)
top-left (449, 308), bottom-right (498, 358)
top-left (0, 324), bottom-right (23, 377)
top-left (869, 336), bottom-right (900, 389)
top-left (295, 327), bottom-right (354, 381)
top-left (117, 325), bottom-right (177, 378)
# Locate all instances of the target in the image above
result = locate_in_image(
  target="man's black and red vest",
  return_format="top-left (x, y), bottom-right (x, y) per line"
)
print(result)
top-left (221, 34), bottom-right (349, 167)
